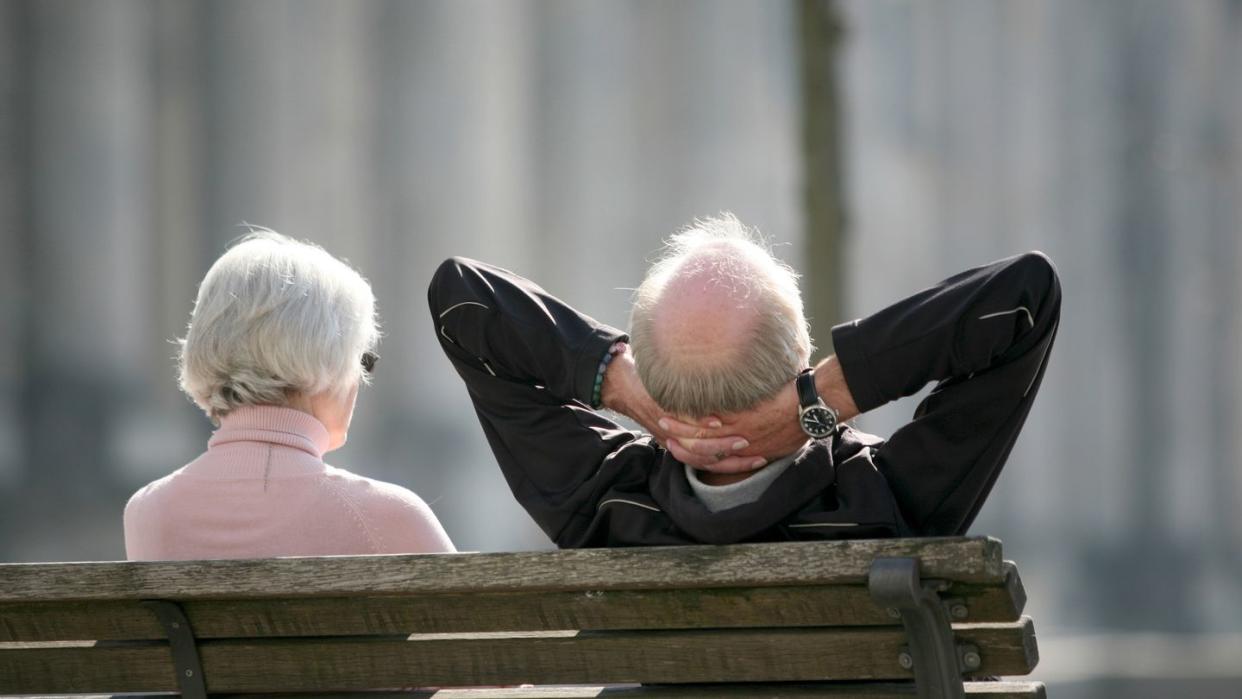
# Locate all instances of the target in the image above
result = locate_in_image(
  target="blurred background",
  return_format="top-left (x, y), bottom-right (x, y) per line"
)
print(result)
top-left (1, 1), bottom-right (1240, 696)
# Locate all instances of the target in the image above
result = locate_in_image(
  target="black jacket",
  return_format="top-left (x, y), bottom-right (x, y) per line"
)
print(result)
top-left (429, 252), bottom-right (1061, 548)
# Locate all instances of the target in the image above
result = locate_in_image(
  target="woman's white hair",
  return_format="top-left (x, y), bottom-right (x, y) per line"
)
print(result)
top-left (629, 213), bottom-right (813, 417)
top-left (178, 229), bottom-right (379, 422)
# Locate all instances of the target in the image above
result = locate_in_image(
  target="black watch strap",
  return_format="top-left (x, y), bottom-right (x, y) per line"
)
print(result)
top-left (796, 367), bottom-right (819, 408)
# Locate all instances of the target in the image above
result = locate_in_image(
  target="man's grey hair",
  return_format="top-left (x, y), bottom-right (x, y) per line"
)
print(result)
top-left (629, 213), bottom-right (812, 417)
top-left (178, 229), bottom-right (379, 422)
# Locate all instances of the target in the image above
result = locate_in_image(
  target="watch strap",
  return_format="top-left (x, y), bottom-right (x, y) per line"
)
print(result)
top-left (795, 368), bottom-right (819, 408)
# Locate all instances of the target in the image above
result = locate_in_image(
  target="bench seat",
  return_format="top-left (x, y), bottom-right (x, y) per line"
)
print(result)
top-left (0, 537), bottom-right (1043, 698)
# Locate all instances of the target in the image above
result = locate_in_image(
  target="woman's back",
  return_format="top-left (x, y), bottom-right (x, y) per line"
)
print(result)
top-left (124, 403), bottom-right (454, 560)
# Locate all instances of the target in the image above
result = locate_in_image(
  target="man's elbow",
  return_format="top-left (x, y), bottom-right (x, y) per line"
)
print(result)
top-left (1007, 250), bottom-right (1061, 314)
top-left (1015, 250), bottom-right (1057, 279)
top-left (428, 256), bottom-right (473, 314)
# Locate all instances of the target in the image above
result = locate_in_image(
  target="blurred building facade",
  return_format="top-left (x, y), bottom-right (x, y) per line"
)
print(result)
top-left (1, 1), bottom-right (1240, 695)
top-left (839, 1), bottom-right (1242, 693)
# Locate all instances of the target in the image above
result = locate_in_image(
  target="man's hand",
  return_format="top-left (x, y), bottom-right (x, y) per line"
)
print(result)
top-left (659, 381), bottom-right (803, 470)
top-left (660, 355), bottom-right (861, 473)
top-left (600, 344), bottom-right (763, 471)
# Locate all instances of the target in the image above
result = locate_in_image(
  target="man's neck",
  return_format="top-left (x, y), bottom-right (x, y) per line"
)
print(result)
top-left (696, 470), bottom-right (756, 486)
top-left (694, 444), bottom-right (805, 486)
top-left (684, 451), bottom-right (803, 513)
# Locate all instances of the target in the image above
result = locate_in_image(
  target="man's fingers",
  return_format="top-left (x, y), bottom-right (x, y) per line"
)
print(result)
top-left (658, 416), bottom-right (725, 438)
top-left (665, 439), bottom-right (716, 467)
top-left (666, 438), bottom-right (754, 468)
top-left (657, 418), bottom-right (695, 437)
top-left (670, 436), bottom-right (748, 457)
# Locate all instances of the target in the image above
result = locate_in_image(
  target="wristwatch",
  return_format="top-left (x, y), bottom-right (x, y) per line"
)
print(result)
top-left (796, 367), bottom-right (839, 439)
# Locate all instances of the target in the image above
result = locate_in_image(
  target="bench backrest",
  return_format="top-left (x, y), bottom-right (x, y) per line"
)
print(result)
top-left (0, 537), bottom-right (1037, 696)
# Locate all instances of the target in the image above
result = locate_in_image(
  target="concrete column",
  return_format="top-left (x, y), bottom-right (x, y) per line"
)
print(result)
top-left (108, 0), bottom-right (211, 487)
top-left (370, 0), bottom-right (536, 401)
top-left (531, 1), bottom-right (799, 332)
top-left (149, 0), bottom-right (207, 382)
top-left (260, 1), bottom-right (377, 263)
top-left (530, 0), bottom-right (646, 328)
top-left (200, 0), bottom-right (293, 242)
top-left (1158, 1), bottom-right (1242, 579)
top-left (0, 1), bottom-right (28, 490)
top-left (368, 0), bottom-right (539, 551)
top-left (27, 0), bottom-right (152, 375)
top-left (800, 0), bottom-right (846, 354)
top-left (24, 0), bottom-right (154, 502)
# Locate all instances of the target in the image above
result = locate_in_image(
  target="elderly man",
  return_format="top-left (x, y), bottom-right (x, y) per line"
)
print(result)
top-left (429, 214), bottom-right (1059, 547)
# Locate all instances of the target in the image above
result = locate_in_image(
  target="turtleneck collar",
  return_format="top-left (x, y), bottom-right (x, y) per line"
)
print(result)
top-left (208, 405), bottom-right (331, 460)
top-left (684, 445), bottom-right (804, 513)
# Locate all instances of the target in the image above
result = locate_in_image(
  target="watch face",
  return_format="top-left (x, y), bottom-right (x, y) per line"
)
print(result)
top-left (800, 406), bottom-right (836, 438)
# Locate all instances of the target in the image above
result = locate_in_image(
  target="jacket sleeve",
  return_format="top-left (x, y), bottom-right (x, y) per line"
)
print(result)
top-left (831, 251), bottom-right (1062, 535)
top-left (427, 257), bottom-right (656, 546)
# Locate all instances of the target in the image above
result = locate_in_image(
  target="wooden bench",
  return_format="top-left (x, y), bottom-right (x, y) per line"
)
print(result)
top-left (0, 537), bottom-right (1042, 698)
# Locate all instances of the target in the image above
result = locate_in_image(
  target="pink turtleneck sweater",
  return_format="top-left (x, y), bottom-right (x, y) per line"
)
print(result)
top-left (123, 405), bottom-right (456, 560)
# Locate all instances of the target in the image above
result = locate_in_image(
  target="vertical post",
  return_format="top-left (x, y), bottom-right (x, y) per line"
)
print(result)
top-left (143, 600), bottom-right (207, 699)
top-left (798, 0), bottom-right (847, 353)
top-left (869, 557), bottom-right (968, 699)
top-left (0, 1), bottom-right (29, 496)
top-left (1098, 2), bottom-right (1195, 632)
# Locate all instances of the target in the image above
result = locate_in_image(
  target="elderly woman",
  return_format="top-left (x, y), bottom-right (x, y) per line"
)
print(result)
top-left (124, 231), bottom-right (455, 560)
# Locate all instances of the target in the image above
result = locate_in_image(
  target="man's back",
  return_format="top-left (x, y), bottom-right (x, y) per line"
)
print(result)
top-left (428, 243), bottom-right (1060, 547)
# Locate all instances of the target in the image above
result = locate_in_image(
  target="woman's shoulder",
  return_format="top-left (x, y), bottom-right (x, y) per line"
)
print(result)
top-left (321, 465), bottom-right (432, 510)
top-left (321, 465), bottom-right (455, 553)
top-left (123, 466), bottom-right (190, 515)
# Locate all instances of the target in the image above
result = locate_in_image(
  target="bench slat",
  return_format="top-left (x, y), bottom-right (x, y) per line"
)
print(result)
top-left (224, 685), bottom-right (1046, 699)
top-left (955, 620), bottom-right (1040, 676)
top-left (0, 620), bottom-right (1037, 693)
top-left (356, 685), bottom-right (1044, 699)
top-left (1000, 561), bottom-right (1026, 618)
top-left (2, 682), bottom-right (1046, 698)
top-left (245, 684), bottom-right (1046, 698)
top-left (0, 538), bottom-right (1004, 602)
top-left (0, 580), bottom-right (1023, 641)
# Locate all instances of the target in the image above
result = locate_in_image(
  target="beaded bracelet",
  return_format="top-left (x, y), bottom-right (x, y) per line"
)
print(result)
top-left (591, 341), bottom-right (628, 409)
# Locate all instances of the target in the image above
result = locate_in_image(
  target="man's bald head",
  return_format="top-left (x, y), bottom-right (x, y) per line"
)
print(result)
top-left (629, 214), bottom-right (812, 417)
